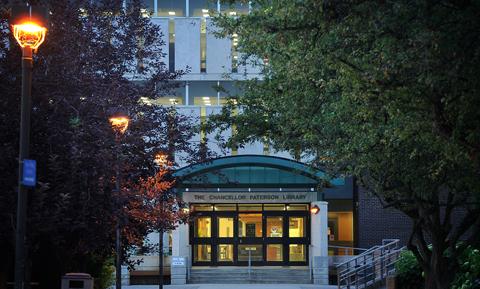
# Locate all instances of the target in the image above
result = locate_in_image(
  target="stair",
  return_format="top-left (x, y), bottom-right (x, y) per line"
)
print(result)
top-left (188, 267), bottom-right (311, 284)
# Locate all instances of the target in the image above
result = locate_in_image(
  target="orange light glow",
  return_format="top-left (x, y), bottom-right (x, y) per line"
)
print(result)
top-left (109, 116), bottom-right (129, 134)
top-left (310, 205), bottom-right (320, 215)
top-left (13, 22), bottom-right (47, 49)
top-left (154, 153), bottom-right (169, 166)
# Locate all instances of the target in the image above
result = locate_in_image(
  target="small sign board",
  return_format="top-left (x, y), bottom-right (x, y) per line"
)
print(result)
top-left (245, 247), bottom-right (257, 251)
top-left (172, 257), bottom-right (185, 266)
top-left (22, 159), bottom-right (36, 187)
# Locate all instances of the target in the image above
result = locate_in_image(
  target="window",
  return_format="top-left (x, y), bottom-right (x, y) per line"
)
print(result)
top-left (289, 244), bottom-right (306, 262)
top-left (289, 216), bottom-right (305, 237)
top-left (217, 217), bottom-right (234, 237)
top-left (168, 19), bottom-right (175, 72)
top-left (191, 204), bottom-right (213, 211)
top-left (190, 81), bottom-right (218, 106)
top-left (221, 2), bottom-right (249, 16)
top-left (194, 244), bottom-right (211, 262)
top-left (287, 204), bottom-right (309, 211)
top-left (267, 244), bottom-right (283, 262)
top-left (158, 0), bottom-right (186, 17)
top-left (238, 213), bottom-right (262, 237)
top-left (263, 204), bottom-right (285, 211)
top-left (189, 0), bottom-right (216, 17)
top-left (195, 216), bottom-right (211, 237)
top-left (218, 244), bottom-right (234, 262)
top-left (266, 216), bottom-right (283, 237)
top-left (200, 19), bottom-right (207, 72)
top-left (214, 204), bottom-right (237, 211)
top-left (238, 204), bottom-right (262, 211)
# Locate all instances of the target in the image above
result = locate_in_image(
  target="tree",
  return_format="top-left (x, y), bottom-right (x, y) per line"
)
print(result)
top-left (0, 1), bottom-right (205, 288)
top-left (129, 163), bottom-right (188, 289)
top-left (210, 1), bottom-right (480, 288)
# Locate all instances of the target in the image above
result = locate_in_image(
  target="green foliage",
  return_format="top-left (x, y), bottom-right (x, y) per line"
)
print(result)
top-left (210, 1), bottom-right (480, 288)
top-left (395, 251), bottom-right (424, 289)
top-left (452, 247), bottom-right (480, 289)
top-left (93, 258), bottom-right (115, 289)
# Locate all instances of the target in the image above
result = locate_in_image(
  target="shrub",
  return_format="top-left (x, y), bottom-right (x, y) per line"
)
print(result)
top-left (451, 246), bottom-right (480, 289)
top-left (395, 250), bottom-right (424, 289)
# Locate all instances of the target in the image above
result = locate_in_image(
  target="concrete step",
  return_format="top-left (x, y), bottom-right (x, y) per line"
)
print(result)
top-left (188, 268), bottom-right (311, 284)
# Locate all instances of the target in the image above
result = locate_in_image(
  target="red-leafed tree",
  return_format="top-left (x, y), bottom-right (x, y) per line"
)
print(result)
top-left (128, 163), bottom-right (189, 289)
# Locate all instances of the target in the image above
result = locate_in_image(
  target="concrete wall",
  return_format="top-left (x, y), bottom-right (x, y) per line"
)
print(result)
top-left (175, 18), bottom-right (201, 73)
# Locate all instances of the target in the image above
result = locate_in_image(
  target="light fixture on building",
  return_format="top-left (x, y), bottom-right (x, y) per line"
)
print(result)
top-left (202, 9), bottom-right (209, 13)
top-left (229, 11), bottom-right (237, 16)
top-left (168, 11), bottom-right (176, 16)
top-left (310, 205), bottom-right (320, 215)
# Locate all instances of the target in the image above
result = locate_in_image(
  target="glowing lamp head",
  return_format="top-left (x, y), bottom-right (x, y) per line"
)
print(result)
top-left (154, 153), bottom-right (169, 167)
top-left (310, 205), bottom-right (320, 215)
top-left (13, 22), bottom-right (47, 49)
top-left (109, 116), bottom-right (130, 135)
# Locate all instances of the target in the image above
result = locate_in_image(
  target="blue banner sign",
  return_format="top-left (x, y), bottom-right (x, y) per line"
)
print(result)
top-left (22, 159), bottom-right (36, 187)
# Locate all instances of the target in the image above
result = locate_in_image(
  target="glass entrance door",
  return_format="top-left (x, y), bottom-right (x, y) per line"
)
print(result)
top-left (190, 203), bottom-right (310, 266)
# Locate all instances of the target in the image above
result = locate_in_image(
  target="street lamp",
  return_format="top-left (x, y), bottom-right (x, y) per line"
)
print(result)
top-left (109, 115), bottom-right (129, 289)
top-left (11, 6), bottom-right (47, 289)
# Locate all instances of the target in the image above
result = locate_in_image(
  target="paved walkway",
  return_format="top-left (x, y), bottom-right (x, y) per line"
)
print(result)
top-left (124, 285), bottom-right (337, 289)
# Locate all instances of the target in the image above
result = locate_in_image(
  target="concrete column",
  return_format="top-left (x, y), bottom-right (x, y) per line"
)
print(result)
top-left (172, 223), bottom-right (189, 257)
top-left (311, 201), bottom-right (329, 285)
top-left (120, 265), bottom-right (129, 285)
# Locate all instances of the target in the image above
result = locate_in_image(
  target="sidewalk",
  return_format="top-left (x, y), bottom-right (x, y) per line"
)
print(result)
top-left (124, 285), bottom-right (337, 289)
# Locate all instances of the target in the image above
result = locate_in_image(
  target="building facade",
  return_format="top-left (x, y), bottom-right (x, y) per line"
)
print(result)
top-left (126, 0), bottom-right (411, 285)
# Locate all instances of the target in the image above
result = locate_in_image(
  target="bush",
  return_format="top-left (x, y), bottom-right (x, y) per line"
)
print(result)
top-left (451, 246), bottom-right (480, 289)
top-left (395, 250), bottom-right (424, 289)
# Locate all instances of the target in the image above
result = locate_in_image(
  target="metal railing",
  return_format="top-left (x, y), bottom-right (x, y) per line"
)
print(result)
top-left (336, 239), bottom-right (405, 289)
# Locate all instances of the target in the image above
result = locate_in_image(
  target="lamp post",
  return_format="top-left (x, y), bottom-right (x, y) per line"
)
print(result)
top-left (12, 12), bottom-right (47, 289)
top-left (109, 116), bottom-right (130, 289)
top-left (154, 153), bottom-right (169, 289)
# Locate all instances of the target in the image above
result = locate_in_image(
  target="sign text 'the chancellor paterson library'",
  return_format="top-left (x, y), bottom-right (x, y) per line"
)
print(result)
top-left (183, 192), bottom-right (315, 203)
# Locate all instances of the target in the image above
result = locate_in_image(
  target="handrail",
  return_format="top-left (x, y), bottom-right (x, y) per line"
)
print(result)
top-left (336, 239), bottom-right (405, 289)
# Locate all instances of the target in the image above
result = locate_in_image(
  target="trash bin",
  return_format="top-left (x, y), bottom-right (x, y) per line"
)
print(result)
top-left (61, 273), bottom-right (94, 289)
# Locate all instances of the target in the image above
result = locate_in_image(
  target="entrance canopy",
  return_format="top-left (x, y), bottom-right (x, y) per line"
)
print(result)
top-left (174, 155), bottom-right (344, 188)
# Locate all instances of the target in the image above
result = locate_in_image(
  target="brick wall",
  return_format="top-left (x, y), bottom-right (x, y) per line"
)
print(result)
top-left (356, 187), bottom-right (412, 248)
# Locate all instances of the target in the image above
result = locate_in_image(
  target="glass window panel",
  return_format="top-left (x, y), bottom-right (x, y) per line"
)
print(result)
top-left (190, 81), bottom-right (218, 106)
top-left (214, 204), bottom-right (237, 211)
top-left (217, 217), bottom-right (234, 238)
top-left (194, 244), bottom-right (211, 262)
top-left (289, 244), bottom-right (306, 262)
top-left (266, 217), bottom-right (283, 237)
top-left (287, 204), bottom-right (309, 211)
top-left (221, 2), bottom-right (249, 16)
top-left (218, 244), bottom-right (234, 262)
top-left (238, 204), bottom-right (262, 211)
top-left (238, 245), bottom-right (263, 261)
top-left (267, 244), bottom-right (283, 262)
top-left (289, 217), bottom-right (305, 238)
top-left (189, 0), bottom-right (217, 17)
top-left (328, 212), bottom-right (354, 242)
top-left (158, 0), bottom-right (186, 16)
top-left (238, 213), bottom-right (262, 237)
top-left (126, 0), bottom-right (154, 16)
top-left (195, 216), bottom-right (211, 237)
top-left (191, 204), bottom-right (213, 211)
top-left (263, 204), bottom-right (285, 211)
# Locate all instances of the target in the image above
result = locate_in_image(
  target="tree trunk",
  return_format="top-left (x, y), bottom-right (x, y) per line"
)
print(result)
top-left (423, 247), bottom-right (455, 289)
top-left (159, 229), bottom-right (164, 289)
